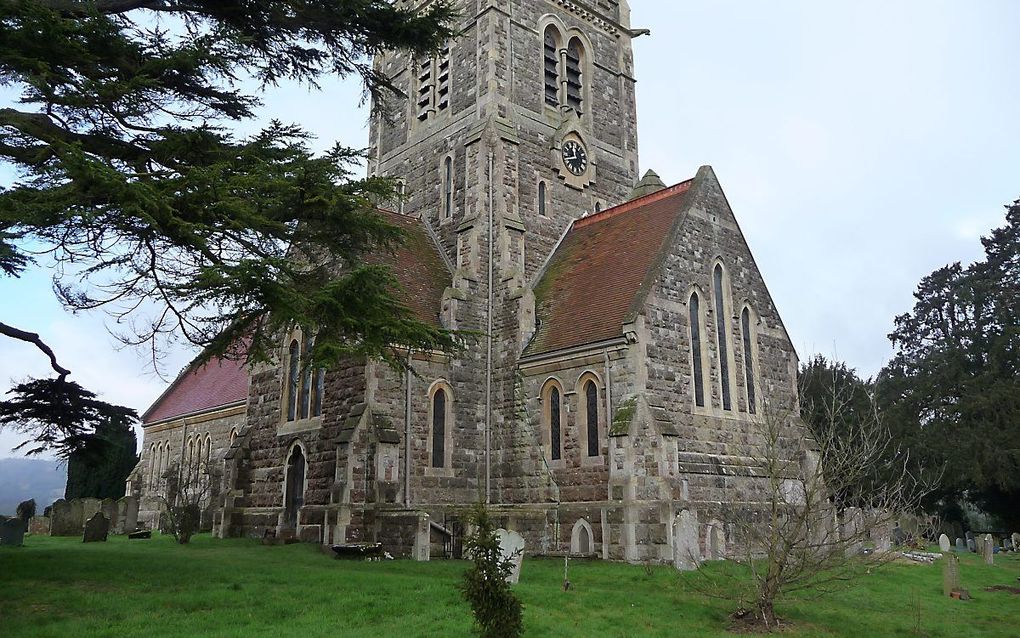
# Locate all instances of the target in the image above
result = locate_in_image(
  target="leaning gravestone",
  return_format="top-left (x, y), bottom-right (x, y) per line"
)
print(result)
top-left (81, 498), bottom-right (101, 522)
top-left (942, 554), bottom-right (961, 597)
top-left (673, 510), bottom-right (701, 571)
top-left (28, 516), bottom-right (50, 536)
top-left (939, 534), bottom-right (951, 552)
top-left (0, 517), bottom-right (27, 547)
top-left (982, 534), bottom-right (994, 566)
top-left (495, 529), bottom-right (526, 585)
top-left (83, 513), bottom-right (110, 543)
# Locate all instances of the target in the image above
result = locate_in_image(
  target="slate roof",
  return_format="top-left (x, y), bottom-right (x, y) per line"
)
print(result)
top-left (368, 209), bottom-right (451, 327)
top-left (142, 210), bottom-right (450, 425)
top-left (525, 178), bottom-right (695, 358)
top-left (143, 356), bottom-right (249, 425)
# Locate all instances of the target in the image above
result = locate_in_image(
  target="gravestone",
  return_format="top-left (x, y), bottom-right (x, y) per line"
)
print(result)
top-left (673, 510), bottom-right (701, 571)
top-left (83, 512), bottom-right (110, 543)
top-left (871, 521), bottom-right (892, 553)
top-left (955, 538), bottom-right (965, 553)
top-left (81, 498), bottom-right (101, 523)
top-left (412, 513), bottom-right (430, 562)
top-left (0, 517), bottom-right (27, 547)
top-left (128, 529), bottom-right (152, 540)
top-left (967, 537), bottom-right (976, 553)
top-left (50, 499), bottom-right (84, 537)
top-left (939, 534), bottom-right (951, 552)
top-left (28, 516), bottom-right (50, 536)
top-left (100, 499), bottom-right (118, 532)
top-left (982, 534), bottom-right (994, 565)
top-left (1012, 533), bottom-right (1020, 552)
top-left (843, 508), bottom-right (864, 556)
top-left (495, 529), bottom-right (525, 585)
top-left (115, 496), bottom-right (139, 535)
top-left (942, 554), bottom-right (960, 597)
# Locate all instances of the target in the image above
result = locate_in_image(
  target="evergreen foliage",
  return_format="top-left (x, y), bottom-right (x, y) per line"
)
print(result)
top-left (877, 200), bottom-right (1020, 527)
top-left (459, 503), bottom-right (524, 638)
top-left (64, 417), bottom-right (138, 500)
top-left (0, 1), bottom-right (457, 455)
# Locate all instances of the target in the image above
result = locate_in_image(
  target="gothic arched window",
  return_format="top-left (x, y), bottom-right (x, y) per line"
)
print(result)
top-left (714, 265), bottom-right (733, 411)
top-left (689, 292), bottom-right (706, 408)
top-left (431, 388), bottom-right (447, 468)
top-left (538, 180), bottom-right (547, 217)
top-left (565, 38), bottom-right (584, 113)
top-left (584, 380), bottom-right (599, 457)
top-left (544, 26), bottom-right (560, 106)
top-left (742, 307), bottom-right (758, 415)
top-left (286, 339), bottom-right (300, 421)
top-left (313, 368), bottom-right (325, 418)
top-left (544, 381), bottom-right (563, 461)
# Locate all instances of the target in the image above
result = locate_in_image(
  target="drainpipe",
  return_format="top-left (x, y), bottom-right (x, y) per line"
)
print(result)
top-left (603, 348), bottom-right (613, 501)
top-left (485, 150), bottom-right (494, 505)
top-left (404, 352), bottom-right (412, 508)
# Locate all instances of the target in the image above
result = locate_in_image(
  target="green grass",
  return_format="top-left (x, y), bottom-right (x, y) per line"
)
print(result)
top-left (1, 534), bottom-right (1019, 637)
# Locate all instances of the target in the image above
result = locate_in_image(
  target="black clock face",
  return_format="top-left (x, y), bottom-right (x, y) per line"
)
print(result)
top-left (561, 140), bottom-right (588, 176)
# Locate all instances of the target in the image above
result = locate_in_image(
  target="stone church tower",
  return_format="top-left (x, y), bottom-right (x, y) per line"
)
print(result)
top-left (134, 0), bottom-right (807, 565)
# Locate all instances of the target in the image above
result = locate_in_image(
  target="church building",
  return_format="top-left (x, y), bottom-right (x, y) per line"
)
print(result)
top-left (132, 0), bottom-right (806, 564)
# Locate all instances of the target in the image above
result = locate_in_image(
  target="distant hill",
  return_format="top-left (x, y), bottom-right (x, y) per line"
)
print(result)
top-left (0, 457), bottom-right (66, 516)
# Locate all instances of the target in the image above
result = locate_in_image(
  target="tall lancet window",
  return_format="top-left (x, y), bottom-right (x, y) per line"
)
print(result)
top-left (742, 308), bottom-right (757, 415)
top-left (287, 339), bottom-right (300, 421)
top-left (565, 39), bottom-right (584, 113)
top-left (714, 265), bottom-right (732, 411)
top-left (538, 180), bottom-right (547, 217)
top-left (585, 380), bottom-right (599, 457)
top-left (689, 292), bottom-right (706, 408)
top-left (442, 155), bottom-right (453, 220)
top-left (547, 384), bottom-right (562, 461)
top-left (432, 388), bottom-right (447, 468)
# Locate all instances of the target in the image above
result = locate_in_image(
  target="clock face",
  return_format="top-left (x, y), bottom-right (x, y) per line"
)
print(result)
top-left (561, 140), bottom-right (588, 176)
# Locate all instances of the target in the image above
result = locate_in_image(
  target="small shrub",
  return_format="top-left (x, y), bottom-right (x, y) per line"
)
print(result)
top-left (459, 502), bottom-right (524, 638)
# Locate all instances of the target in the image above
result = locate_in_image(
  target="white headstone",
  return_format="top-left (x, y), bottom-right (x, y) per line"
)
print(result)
top-left (496, 529), bottom-right (525, 585)
top-left (939, 534), bottom-right (951, 552)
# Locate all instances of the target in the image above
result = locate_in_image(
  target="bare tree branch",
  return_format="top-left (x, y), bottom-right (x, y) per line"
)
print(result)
top-left (0, 321), bottom-right (71, 380)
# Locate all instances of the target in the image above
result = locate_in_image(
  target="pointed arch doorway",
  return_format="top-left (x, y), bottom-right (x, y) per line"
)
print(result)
top-left (284, 444), bottom-right (306, 530)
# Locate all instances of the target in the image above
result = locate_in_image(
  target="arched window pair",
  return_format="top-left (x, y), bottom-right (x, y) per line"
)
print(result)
top-left (543, 26), bottom-right (586, 113)
top-left (429, 382), bottom-right (454, 469)
top-left (415, 40), bottom-right (451, 122)
top-left (285, 332), bottom-right (325, 422)
top-left (150, 441), bottom-right (173, 489)
top-left (689, 264), bottom-right (758, 414)
top-left (542, 377), bottom-right (602, 461)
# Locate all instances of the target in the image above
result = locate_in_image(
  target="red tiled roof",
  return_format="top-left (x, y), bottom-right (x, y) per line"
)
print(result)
top-left (368, 210), bottom-right (450, 326)
top-left (525, 179), bottom-right (695, 357)
top-left (143, 357), bottom-right (248, 425)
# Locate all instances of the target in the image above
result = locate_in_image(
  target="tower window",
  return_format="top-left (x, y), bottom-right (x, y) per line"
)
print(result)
top-left (284, 331), bottom-right (324, 422)
top-left (544, 27), bottom-right (560, 106)
top-left (714, 265), bottom-right (732, 411)
top-left (416, 40), bottom-right (452, 122)
top-left (299, 335), bottom-right (313, 420)
top-left (742, 308), bottom-right (757, 415)
top-left (565, 38), bottom-right (584, 113)
top-left (538, 180), bottom-right (547, 217)
top-left (442, 156), bottom-right (454, 220)
top-left (689, 292), bottom-right (706, 408)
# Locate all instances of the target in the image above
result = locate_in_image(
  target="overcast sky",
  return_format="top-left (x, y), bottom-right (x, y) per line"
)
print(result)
top-left (2, 0), bottom-right (1019, 458)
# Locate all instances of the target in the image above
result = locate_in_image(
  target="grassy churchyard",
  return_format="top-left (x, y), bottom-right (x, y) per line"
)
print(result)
top-left (2, 535), bottom-right (1019, 637)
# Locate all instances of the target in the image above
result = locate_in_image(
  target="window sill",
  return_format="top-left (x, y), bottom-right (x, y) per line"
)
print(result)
top-left (425, 467), bottom-right (455, 479)
top-left (580, 455), bottom-right (606, 468)
top-left (278, 418), bottom-right (323, 436)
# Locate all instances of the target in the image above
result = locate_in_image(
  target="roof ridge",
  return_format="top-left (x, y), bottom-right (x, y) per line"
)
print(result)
top-left (574, 178), bottom-right (694, 229)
